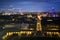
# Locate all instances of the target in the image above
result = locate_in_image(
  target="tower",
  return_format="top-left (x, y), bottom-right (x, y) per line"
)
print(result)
top-left (36, 13), bottom-right (42, 31)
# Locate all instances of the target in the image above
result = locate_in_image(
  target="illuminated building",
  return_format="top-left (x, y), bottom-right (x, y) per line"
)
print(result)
top-left (41, 17), bottom-right (60, 37)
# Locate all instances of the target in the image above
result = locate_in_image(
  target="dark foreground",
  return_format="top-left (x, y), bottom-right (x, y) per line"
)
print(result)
top-left (6, 34), bottom-right (60, 40)
top-left (7, 37), bottom-right (60, 40)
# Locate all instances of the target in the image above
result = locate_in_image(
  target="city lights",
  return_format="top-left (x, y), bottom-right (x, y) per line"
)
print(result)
top-left (0, 0), bottom-right (60, 40)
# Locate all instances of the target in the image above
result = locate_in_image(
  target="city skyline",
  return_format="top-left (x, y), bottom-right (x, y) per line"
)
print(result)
top-left (0, 0), bottom-right (60, 12)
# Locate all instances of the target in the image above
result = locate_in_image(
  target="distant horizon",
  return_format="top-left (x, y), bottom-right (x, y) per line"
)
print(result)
top-left (0, 0), bottom-right (60, 12)
top-left (0, 11), bottom-right (60, 13)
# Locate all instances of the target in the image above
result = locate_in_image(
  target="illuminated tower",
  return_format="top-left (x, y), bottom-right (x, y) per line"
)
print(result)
top-left (36, 13), bottom-right (42, 31)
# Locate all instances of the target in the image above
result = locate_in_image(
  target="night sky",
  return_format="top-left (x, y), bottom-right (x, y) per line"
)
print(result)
top-left (0, 0), bottom-right (60, 12)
